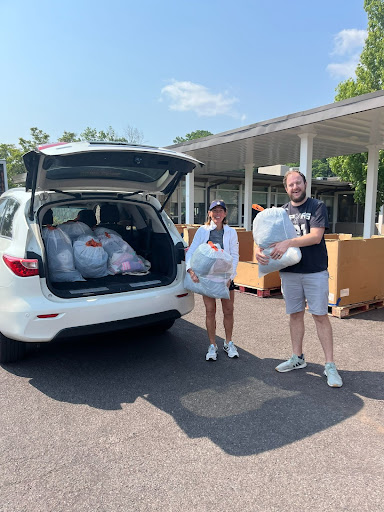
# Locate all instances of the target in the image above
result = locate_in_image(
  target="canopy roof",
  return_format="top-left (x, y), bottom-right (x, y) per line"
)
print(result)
top-left (168, 90), bottom-right (384, 177)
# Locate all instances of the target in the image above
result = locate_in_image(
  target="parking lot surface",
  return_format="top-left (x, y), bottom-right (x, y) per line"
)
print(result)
top-left (0, 291), bottom-right (383, 511)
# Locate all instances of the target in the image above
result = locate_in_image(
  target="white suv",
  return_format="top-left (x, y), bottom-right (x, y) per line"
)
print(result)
top-left (0, 141), bottom-right (202, 363)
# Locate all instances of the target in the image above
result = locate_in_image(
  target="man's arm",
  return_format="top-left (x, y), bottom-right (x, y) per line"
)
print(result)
top-left (269, 227), bottom-right (325, 259)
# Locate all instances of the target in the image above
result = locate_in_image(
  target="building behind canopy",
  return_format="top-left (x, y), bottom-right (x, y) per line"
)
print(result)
top-left (166, 90), bottom-right (384, 237)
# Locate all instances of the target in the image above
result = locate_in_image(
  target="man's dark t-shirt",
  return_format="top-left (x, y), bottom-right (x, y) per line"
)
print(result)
top-left (280, 198), bottom-right (328, 274)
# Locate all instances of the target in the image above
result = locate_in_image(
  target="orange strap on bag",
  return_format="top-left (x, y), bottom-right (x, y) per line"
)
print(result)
top-left (252, 204), bottom-right (265, 212)
top-left (207, 241), bottom-right (219, 251)
top-left (85, 239), bottom-right (102, 247)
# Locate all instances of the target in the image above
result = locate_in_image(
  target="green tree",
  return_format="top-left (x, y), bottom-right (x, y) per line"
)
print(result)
top-left (286, 158), bottom-right (335, 178)
top-left (0, 144), bottom-right (24, 188)
top-left (329, 0), bottom-right (384, 206)
top-left (173, 130), bottom-right (213, 144)
top-left (58, 131), bottom-right (80, 143)
top-left (18, 127), bottom-right (50, 153)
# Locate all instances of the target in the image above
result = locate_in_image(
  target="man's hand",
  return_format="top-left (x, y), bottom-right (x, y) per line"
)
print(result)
top-left (270, 240), bottom-right (291, 260)
top-left (255, 245), bottom-right (269, 265)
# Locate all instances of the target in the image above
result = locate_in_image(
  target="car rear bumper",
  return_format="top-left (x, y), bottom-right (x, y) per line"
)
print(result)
top-left (0, 283), bottom-right (194, 342)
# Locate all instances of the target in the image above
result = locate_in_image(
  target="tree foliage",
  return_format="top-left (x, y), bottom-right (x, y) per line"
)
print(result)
top-left (286, 158), bottom-right (335, 178)
top-left (173, 130), bottom-right (213, 144)
top-left (329, 0), bottom-right (384, 206)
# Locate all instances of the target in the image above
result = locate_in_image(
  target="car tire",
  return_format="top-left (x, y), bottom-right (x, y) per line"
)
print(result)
top-left (0, 333), bottom-right (27, 364)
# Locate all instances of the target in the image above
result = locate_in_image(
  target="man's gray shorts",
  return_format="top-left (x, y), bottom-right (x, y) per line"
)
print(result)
top-left (279, 270), bottom-right (329, 316)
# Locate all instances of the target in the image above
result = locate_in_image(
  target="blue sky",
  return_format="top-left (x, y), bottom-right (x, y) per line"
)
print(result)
top-left (0, 0), bottom-right (368, 148)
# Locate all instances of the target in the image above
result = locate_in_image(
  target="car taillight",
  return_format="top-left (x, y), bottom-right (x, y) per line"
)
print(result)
top-left (3, 255), bottom-right (39, 277)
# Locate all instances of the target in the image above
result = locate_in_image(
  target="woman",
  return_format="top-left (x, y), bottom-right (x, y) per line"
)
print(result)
top-left (186, 200), bottom-right (239, 361)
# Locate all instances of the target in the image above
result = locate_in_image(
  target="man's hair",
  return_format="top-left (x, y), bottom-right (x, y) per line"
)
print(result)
top-left (283, 170), bottom-right (307, 189)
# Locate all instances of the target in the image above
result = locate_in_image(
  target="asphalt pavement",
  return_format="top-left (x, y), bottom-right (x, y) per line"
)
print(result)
top-left (0, 290), bottom-right (383, 511)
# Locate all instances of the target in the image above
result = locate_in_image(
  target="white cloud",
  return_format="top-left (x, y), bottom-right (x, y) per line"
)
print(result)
top-left (161, 80), bottom-right (244, 119)
top-left (326, 53), bottom-right (361, 79)
top-left (331, 29), bottom-right (367, 56)
top-left (327, 28), bottom-right (367, 79)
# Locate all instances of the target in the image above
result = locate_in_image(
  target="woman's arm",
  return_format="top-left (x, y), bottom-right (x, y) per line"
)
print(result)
top-left (226, 227), bottom-right (239, 279)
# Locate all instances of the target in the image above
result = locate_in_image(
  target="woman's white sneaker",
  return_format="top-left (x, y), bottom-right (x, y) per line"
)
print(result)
top-left (206, 344), bottom-right (218, 361)
top-left (223, 341), bottom-right (239, 358)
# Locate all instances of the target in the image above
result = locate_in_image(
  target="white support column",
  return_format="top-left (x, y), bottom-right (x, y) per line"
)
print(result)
top-left (185, 171), bottom-right (195, 225)
top-left (238, 184), bottom-right (243, 226)
top-left (333, 193), bottom-right (339, 233)
top-left (267, 185), bottom-right (272, 208)
top-left (363, 145), bottom-right (380, 238)
top-left (299, 133), bottom-right (316, 198)
top-left (244, 164), bottom-right (254, 230)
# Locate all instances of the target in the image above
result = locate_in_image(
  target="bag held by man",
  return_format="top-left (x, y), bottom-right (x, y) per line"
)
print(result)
top-left (252, 207), bottom-right (302, 277)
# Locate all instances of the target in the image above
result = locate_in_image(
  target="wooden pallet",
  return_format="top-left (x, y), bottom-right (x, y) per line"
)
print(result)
top-left (235, 284), bottom-right (282, 298)
top-left (329, 299), bottom-right (384, 318)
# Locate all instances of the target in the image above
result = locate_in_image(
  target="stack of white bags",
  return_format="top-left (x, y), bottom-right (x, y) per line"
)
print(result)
top-left (43, 222), bottom-right (150, 282)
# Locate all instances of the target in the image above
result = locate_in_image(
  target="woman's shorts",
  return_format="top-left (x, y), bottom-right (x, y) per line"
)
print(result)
top-left (280, 270), bottom-right (329, 316)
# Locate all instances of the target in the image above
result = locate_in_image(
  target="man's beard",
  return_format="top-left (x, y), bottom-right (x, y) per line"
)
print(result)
top-left (289, 190), bottom-right (306, 203)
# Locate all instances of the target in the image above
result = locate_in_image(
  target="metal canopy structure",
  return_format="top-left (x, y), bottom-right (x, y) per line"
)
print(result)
top-left (168, 90), bottom-right (384, 236)
top-left (168, 90), bottom-right (384, 175)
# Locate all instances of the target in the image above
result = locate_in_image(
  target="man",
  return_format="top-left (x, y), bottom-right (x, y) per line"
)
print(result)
top-left (255, 170), bottom-right (343, 387)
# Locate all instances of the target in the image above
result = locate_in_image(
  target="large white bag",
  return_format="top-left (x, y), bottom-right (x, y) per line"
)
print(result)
top-left (97, 231), bottom-right (148, 274)
top-left (59, 221), bottom-right (93, 241)
top-left (252, 207), bottom-right (302, 277)
top-left (73, 235), bottom-right (109, 278)
top-left (42, 227), bottom-right (85, 282)
top-left (184, 242), bottom-right (233, 299)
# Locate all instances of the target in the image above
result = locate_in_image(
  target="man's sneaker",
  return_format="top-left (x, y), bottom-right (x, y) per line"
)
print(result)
top-left (275, 354), bottom-right (307, 372)
top-left (206, 344), bottom-right (218, 361)
top-left (223, 341), bottom-right (239, 358)
top-left (324, 362), bottom-right (343, 387)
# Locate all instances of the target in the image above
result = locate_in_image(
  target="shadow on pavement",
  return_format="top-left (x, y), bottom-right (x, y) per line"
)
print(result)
top-left (3, 318), bottom-right (383, 456)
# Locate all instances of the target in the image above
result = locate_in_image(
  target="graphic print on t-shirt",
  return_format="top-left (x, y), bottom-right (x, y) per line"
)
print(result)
top-left (288, 212), bottom-right (312, 237)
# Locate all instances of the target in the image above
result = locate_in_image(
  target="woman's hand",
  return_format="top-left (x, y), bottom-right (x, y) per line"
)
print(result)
top-left (188, 269), bottom-right (200, 283)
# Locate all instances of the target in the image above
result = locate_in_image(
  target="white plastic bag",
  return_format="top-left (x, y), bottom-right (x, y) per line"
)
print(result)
top-left (184, 242), bottom-right (233, 299)
top-left (93, 226), bottom-right (123, 239)
top-left (42, 227), bottom-right (85, 282)
top-left (97, 231), bottom-right (148, 274)
top-left (252, 207), bottom-right (302, 277)
top-left (59, 221), bottom-right (93, 241)
top-left (73, 235), bottom-right (109, 278)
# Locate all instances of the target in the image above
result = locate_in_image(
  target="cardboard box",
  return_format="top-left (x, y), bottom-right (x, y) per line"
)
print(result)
top-left (324, 233), bottom-right (353, 240)
top-left (183, 227), bottom-right (199, 245)
top-left (174, 224), bottom-right (187, 234)
top-left (326, 238), bottom-right (384, 306)
top-left (234, 261), bottom-right (281, 290)
top-left (237, 231), bottom-right (255, 261)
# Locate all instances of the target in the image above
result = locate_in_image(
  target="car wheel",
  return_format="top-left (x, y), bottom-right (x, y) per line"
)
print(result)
top-left (0, 333), bottom-right (27, 364)
top-left (150, 319), bottom-right (176, 333)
